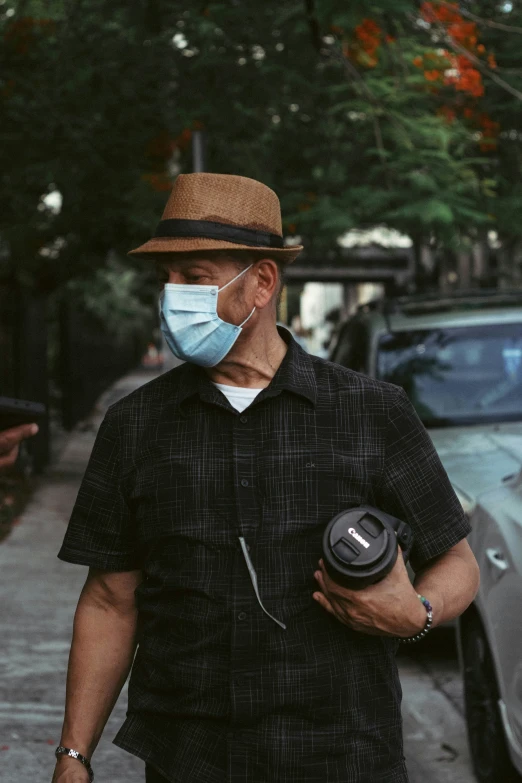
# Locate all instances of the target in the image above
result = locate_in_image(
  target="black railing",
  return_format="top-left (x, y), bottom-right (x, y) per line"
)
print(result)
top-left (0, 281), bottom-right (50, 472)
top-left (58, 299), bottom-right (145, 431)
top-left (1, 283), bottom-right (148, 471)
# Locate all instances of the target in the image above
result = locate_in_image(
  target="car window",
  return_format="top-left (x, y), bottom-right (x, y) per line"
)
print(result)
top-left (376, 322), bottom-right (522, 426)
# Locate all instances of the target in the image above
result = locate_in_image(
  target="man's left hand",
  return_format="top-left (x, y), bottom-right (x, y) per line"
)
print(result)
top-left (313, 548), bottom-right (426, 637)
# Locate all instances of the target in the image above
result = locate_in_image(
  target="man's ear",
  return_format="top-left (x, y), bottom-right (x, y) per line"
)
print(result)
top-left (254, 259), bottom-right (279, 310)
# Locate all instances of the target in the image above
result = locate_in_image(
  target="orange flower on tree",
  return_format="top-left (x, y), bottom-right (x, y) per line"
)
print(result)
top-left (413, 50), bottom-right (451, 86)
top-left (447, 21), bottom-right (477, 48)
top-left (445, 54), bottom-right (484, 97)
top-left (421, 1), bottom-right (461, 24)
top-left (419, 2), bottom-right (497, 98)
top-left (477, 113), bottom-right (500, 151)
top-left (344, 18), bottom-right (382, 68)
top-left (444, 105), bottom-right (501, 152)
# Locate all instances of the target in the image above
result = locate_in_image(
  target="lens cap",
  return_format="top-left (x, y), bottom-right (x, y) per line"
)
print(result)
top-left (322, 506), bottom-right (413, 589)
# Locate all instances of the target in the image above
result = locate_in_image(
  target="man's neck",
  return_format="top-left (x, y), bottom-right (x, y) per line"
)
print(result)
top-left (204, 322), bottom-right (288, 388)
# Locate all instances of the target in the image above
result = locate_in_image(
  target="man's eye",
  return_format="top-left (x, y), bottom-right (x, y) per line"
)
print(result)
top-left (156, 263), bottom-right (169, 283)
top-left (186, 276), bottom-right (204, 283)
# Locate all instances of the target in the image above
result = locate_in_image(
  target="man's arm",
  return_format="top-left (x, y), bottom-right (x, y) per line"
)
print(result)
top-left (0, 423), bottom-right (38, 469)
top-left (313, 538), bottom-right (479, 637)
top-left (413, 538), bottom-right (479, 627)
top-left (52, 568), bottom-right (142, 782)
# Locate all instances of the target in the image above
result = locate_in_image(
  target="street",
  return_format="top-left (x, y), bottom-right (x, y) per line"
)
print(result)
top-left (0, 368), bottom-right (476, 783)
top-left (401, 637), bottom-right (473, 782)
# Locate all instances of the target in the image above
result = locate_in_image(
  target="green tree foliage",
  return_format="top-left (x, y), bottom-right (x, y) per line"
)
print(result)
top-left (467, 1), bottom-right (522, 259)
top-left (0, 0), bottom-right (177, 294)
top-left (1, 0), bottom-right (521, 290)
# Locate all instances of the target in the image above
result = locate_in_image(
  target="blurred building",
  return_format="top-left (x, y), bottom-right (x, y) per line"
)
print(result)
top-left (295, 226), bottom-right (412, 356)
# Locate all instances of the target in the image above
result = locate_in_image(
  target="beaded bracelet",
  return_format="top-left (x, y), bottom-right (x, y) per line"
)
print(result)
top-left (55, 746), bottom-right (94, 782)
top-left (398, 594), bottom-right (433, 644)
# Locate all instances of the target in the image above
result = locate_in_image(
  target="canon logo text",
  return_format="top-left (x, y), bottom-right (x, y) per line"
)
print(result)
top-left (347, 527), bottom-right (370, 549)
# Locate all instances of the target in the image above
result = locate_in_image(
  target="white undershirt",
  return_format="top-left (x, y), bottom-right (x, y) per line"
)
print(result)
top-left (212, 382), bottom-right (264, 413)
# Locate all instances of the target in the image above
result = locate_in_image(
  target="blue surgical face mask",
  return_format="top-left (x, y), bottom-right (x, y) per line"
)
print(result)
top-left (159, 264), bottom-right (256, 367)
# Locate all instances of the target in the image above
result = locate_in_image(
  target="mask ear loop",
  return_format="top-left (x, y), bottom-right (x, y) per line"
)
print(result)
top-left (218, 263), bottom-right (256, 328)
top-left (217, 263), bottom-right (254, 292)
top-left (239, 306), bottom-right (256, 327)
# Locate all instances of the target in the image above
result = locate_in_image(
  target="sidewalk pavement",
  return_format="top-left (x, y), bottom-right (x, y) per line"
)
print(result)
top-left (0, 367), bottom-right (168, 783)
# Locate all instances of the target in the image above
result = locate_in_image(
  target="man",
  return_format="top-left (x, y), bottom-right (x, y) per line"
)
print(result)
top-left (0, 423), bottom-right (38, 470)
top-left (53, 173), bottom-right (479, 783)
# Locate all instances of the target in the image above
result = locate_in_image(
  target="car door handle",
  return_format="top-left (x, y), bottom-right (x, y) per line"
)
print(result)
top-left (485, 548), bottom-right (509, 572)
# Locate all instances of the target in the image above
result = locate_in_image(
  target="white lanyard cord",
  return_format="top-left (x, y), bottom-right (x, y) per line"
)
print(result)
top-left (238, 537), bottom-right (287, 630)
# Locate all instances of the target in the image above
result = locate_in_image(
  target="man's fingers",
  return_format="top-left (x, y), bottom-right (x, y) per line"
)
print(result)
top-left (313, 568), bottom-right (334, 613)
top-left (318, 558), bottom-right (337, 587)
top-left (0, 445), bottom-right (19, 469)
top-left (314, 569), bottom-right (331, 598)
top-left (317, 559), bottom-right (356, 600)
top-left (314, 571), bottom-right (350, 622)
top-left (11, 422), bottom-right (39, 439)
top-left (313, 591), bottom-right (335, 616)
top-left (0, 423), bottom-right (38, 456)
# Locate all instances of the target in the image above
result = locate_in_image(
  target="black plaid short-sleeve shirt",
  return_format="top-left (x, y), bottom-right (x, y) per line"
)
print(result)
top-left (58, 327), bottom-right (471, 783)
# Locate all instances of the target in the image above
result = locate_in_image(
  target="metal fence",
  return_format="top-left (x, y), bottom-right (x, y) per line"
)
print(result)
top-left (0, 281), bottom-right (49, 472)
top-left (1, 283), bottom-right (147, 471)
top-left (58, 299), bottom-right (145, 431)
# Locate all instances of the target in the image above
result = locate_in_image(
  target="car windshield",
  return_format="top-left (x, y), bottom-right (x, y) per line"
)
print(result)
top-left (376, 322), bottom-right (522, 427)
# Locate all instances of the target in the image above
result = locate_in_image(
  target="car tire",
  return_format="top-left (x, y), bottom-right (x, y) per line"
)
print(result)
top-left (462, 612), bottom-right (521, 783)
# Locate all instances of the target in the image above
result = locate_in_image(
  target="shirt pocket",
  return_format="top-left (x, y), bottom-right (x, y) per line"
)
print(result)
top-left (128, 451), bottom-right (233, 549)
top-left (257, 449), bottom-right (379, 533)
top-left (324, 450), bottom-right (382, 510)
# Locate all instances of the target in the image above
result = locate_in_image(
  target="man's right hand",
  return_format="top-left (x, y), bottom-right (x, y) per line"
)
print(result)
top-left (0, 423), bottom-right (38, 469)
top-left (52, 755), bottom-right (91, 782)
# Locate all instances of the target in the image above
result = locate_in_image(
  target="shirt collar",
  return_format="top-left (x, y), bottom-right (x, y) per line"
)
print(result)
top-left (174, 326), bottom-right (317, 410)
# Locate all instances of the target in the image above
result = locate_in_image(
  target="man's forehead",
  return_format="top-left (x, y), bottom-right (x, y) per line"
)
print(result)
top-left (156, 254), bottom-right (227, 270)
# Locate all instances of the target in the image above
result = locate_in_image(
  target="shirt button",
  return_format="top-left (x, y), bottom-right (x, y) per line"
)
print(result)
top-left (240, 415), bottom-right (248, 424)
top-left (237, 611), bottom-right (247, 621)
top-left (240, 479), bottom-right (249, 487)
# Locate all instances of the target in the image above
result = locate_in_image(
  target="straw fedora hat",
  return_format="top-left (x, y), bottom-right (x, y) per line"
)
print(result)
top-left (128, 173), bottom-right (303, 263)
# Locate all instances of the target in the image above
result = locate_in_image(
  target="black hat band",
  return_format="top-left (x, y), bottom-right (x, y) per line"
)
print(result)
top-left (154, 218), bottom-right (284, 249)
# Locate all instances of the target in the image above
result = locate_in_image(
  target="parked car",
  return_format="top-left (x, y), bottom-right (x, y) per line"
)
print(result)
top-left (329, 289), bottom-right (522, 783)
